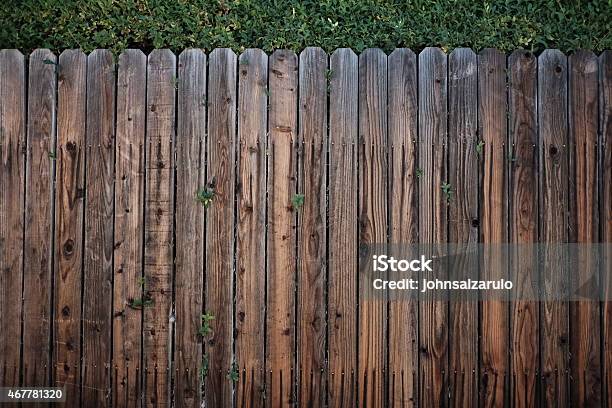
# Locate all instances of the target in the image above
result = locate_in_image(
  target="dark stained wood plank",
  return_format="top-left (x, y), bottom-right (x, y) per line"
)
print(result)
top-left (508, 50), bottom-right (539, 408)
top-left (418, 47), bottom-right (448, 408)
top-left (235, 48), bottom-right (267, 408)
top-left (568, 50), bottom-right (601, 407)
top-left (83, 49), bottom-right (115, 406)
top-left (599, 50), bottom-right (612, 408)
top-left (447, 48), bottom-right (479, 407)
top-left (204, 48), bottom-right (236, 408)
top-left (174, 48), bottom-right (206, 408)
top-left (23, 48), bottom-right (56, 389)
top-left (358, 48), bottom-right (387, 407)
top-left (327, 48), bottom-right (358, 408)
top-left (143, 49), bottom-right (175, 407)
top-left (478, 48), bottom-right (509, 408)
top-left (0, 49), bottom-right (25, 388)
top-left (113, 49), bottom-right (146, 408)
top-left (54, 49), bottom-right (86, 407)
top-left (538, 49), bottom-right (569, 408)
top-left (266, 49), bottom-right (298, 407)
top-left (297, 46), bottom-right (327, 407)
top-left (387, 47), bottom-right (418, 407)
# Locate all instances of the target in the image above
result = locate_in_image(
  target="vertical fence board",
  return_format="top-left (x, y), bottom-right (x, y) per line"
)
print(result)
top-left (23, 49), bottom-right (56, 390)
top-left (358, 48), bottom-right (387, 407)
top-left (205, 48), bottom-right (236, 407)
top-left (143, 49), bottom-right (175, 407)
top-left (297, 47), bottom-right (328, 407)
top-left (235, 48), bottom-right (267, 408)
top-left (568, 50), bottom-right (601, 407)
top-left (418, 47), bottom-right (448, 408)
top-left (328, 48), bottom-right (358, 408)
top-left (266, 49), bottom-right (298, 407)
top-left (83, 49), bottom-right (115, 406)
top-left (174, 48), bottom-right (206, 408)
top-left (478, 48), bottom-right (509, 407)
top-left (600, 50), bottom-right (612, 408)
top-left (538, 49), bottom-right (569, 407)
top-left (0, 49), bottom-right (25, 388)
top-left (54, 49), bottom-right (86, 407)
top-left (508, 50), bottom-right (539, 408)
top-left (387, 47), bottom-right (418, 407)
top-left (447, 48), bottom-right (479, 407)
top-left (113, 49), bottom-right (146, 408)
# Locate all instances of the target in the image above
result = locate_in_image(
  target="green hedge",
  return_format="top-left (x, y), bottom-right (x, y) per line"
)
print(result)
top-left (1, 0), bottom-right (610, 53)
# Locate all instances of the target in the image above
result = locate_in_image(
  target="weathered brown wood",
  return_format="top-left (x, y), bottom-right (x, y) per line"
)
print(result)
top-left (568, 50), bottom-right (601, 407)
top-left (113, 49), bottom-right (146, 408)
top-left (478, 48), bottom-right (509, 408)
top-left (23, 49), bottom-right (56, 390)
top-left (538, 49), bottom-right (569, 407)
top-left (418, 47), bottom-right (448, 408)
top-left (83, 49), bottom-right (115, 406)
top-left (204, 48), bottom-right (236, 407)
top-left (266, 49), bottom-right (298, 407)
top-left (297, 46), bottom-right (327, 407)
top-left (174, 48), bottom-right (206, 408)
top-left (0, 49), bottom-right (25, 388)
top-left (447, 47), bottom-right (479, 407)
top-left (599, 50), bottom-right (612, 408)
top-left (143, 49), bottom-right (175, 407)
top-left (387, 47), bottom-right (418, 407)
top-left (327, 48), bottom-right (358, 408)
top-left (358, 48), bottom-right (387, 407)
top-left (235, 48), bottom-right (267, 408)
top-left (508, 50), bottom-right (539, 408)
top-left (54, 49), bottom-right (86, 407)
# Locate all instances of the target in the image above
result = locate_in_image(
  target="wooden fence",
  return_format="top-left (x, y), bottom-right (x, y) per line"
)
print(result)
top-left (0, 47), bottom-right (610, 407)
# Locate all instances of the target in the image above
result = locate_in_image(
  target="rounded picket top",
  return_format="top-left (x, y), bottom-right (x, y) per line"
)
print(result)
top-left (569, 49), bottom-right (598, 75)
top-left (30, 48), bottom-right (57, 68)
top-left (210, 47), bottom-right (237, 60)
top-left (389, 47), bottom-right (416, 62)
top-left (118, 49), bottom-right (146, 66)
top-left (239, 48), bottom-right (267, 66)
top-left (0, 49), bottom-right (25, 76)
top-left (148, 48), bottom-right (176, 68)
top-left (420, 47), bottom-right (447, 58)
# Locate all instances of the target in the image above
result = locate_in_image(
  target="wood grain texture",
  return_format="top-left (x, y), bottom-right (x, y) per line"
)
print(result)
top-left (478, 48), bottom-right (509, 408)
top-left (568, 50), bottom-right (601, 407)
top-left (538, 49), bottom-right (569, 408)
top-left (204, 48), bottom-right (236, 408)
top-left (143, 49), bottom-right (175, 407)
top-left (447, 48), bottom-right (479, 407)
top-left (418, 47), bottom-right (448, 408)
top-left (54, 49), bottom-right (86, 407)
top-left (83, 49), bottom-right (115, 406)
top-left (174, 48), bottom-right (206, 408)
top-left (327, 48), bottom-right (358, 408)
top-left (0, 49), bottom-right (25, 388)
top-left (358, 48), bottom-right (387, 407)
top-left (297, 47), bottom-right (327, 407)
top-left (508, 50), bottom-right (538, 408)
top-left (600, 50), bottom-right (612, 408)
top-left (266, 49), bottom-right (298, 407)
top-left (113, 49), bottom-right (146, 408)
top-left (23, 49), bottom-right (56, 390)
top-left (387, 47), bottom-right (418, 407)
top-left (235, 48), bottom-right (267, 408)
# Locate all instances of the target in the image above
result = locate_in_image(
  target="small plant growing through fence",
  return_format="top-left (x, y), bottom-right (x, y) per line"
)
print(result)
top-left (129, 297), bottom-right (154, 309)
top-left (227, 361), bottom-right (239, 383)
top-left (441, 182), bottom-right (453, 203)
top-left (48, 150), bottom-right (57, 160)
top-left (415, 168), bottom-right (423, 179)
top-left (291, 193), bottom-right (305, 210)
top-left (199, 312), bottom-right (215, 337)
top-left (326, 69), bottom-right (334, 93)
top-left (196, 187), bottom-right (215, 208)
top-left (476, 140), bottom-right (485, 157)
